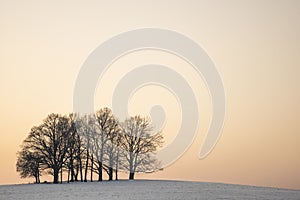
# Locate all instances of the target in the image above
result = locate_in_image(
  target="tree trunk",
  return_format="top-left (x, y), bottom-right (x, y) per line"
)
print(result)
top-left (70, 154), bottom-right (74, 182)
top-left (98, 162), bottom-right (103, 181)
top-left (129, 154), bottom-right (133, 180)
top-left (108, 167), bottom-right (113, 181)
top-left (53, 167), bottom-right (59, 184)
top-left (115, 169), bottom-right (118, 181)
top-left (60, 168), bottom-right (63, 184)
top-left (98, 149), bottom-right (104, 182)
top-left (129, 172), bottom-right (135, 180)
top-left (79, 157), bottom-right (83, 182)
top-left (35, 169), bottom-right (40, 183)
top-left (90, 156), bottom-right (93, 182)
top-left (67, 167), bottom-right (70, 183)
top-left (115, 151), bottom-right (119, 181)
top-left (84, 151), bottom-right (89, 182)
top-left (74, 165), bottom-right (79, 181)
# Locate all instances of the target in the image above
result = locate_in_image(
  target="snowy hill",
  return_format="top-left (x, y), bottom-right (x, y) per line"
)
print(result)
top-left (0, 180), bottom-right (299, 200)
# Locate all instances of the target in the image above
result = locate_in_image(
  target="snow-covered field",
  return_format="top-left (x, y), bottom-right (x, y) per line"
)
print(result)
top-left (0, 180), bottom-right (299, 200)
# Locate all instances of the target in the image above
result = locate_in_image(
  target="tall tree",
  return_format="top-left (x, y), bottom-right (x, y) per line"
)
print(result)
top-left (103, 118), bottom-right (122, 181)
top-left (114, 132), bottom-right (124, 180)
top-left (75, 114), bottom-right (92, 182)
top-left (25, 114), bottom-right (71, 183)
top-left (65, 114), bottom-right (76, 182)
top-left (92, 107), bottom-right (119, 181)
top-left (66, 113), bottom-right (85, 182)
top-left (120, 116), bottom-right (163, 180)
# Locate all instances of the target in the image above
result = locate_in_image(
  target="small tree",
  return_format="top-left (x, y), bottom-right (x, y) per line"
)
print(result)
top-left (120, 116), bottom-right (163, 180)
top-left (16, 147), bottom-right (43, 183)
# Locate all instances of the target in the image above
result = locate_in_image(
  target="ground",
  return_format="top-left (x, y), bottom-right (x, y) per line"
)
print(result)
top-left (0, 180), bottom-right (299, 200)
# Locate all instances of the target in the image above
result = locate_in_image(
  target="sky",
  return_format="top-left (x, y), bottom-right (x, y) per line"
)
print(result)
top-left (0, 0), bottom-right (300, 190)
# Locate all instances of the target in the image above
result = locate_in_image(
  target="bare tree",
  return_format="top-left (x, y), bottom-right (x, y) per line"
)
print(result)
top-left (65, 114), bottom-right (76, 182)
top-left (25, 114), bottom-right (71, 183)
top-left (16, 146), bottom-right (43, 183)
top-left (75, 112), bottom-right (106, 182)
top-left (68, 114), bottom-right (85, 182)
top-left (103, 119), bottom-right (122, 181)
top-left (92, 107), bottom-right (120, 181)
top-left (114, 132), bottom-right (124, 180)
top-left (120, 116), bottom-right (163, 180)
top-left (75, 114), bottom-right (92, 182)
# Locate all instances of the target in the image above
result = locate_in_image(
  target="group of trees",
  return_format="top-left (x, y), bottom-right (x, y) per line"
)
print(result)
top-left (16, 107), bottom-right (163, 184)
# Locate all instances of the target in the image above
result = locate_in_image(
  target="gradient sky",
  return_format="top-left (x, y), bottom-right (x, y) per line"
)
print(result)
top-left (0, 0), bottom-right (299, 190)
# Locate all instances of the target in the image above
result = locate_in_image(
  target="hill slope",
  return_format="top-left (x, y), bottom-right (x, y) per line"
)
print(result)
top-left (0, 180), bottom-right (299, 200)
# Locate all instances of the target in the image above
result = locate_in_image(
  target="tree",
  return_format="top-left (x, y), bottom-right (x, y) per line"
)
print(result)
top-left (65, 114), bottom-right (76, 182)
top-left (114, 131), bottom-right (124, 180)
top-left (16, 147), bottom-right (43, 183)
top-left (65, 114), bottom-right (85, 182)
top-left (88, 112), bottom-right (106, 181)
top-left (103, 118), bottom-right (122, 181)
top-left (75, 114), bottom-right (93, 182)
top-left (91, 107), bottom-right (120, 181)
top-left (25, 114), bottom-right (72, 184)
top-left (120, 116), bottom-right (163, 180)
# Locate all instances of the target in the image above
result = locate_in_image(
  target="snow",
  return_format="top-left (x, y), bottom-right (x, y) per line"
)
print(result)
top-left (0, 180), bottom-right (299, 200)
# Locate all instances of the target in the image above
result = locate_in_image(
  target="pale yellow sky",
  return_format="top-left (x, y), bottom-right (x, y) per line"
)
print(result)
top-left (0, 0), bottom-right (300, 189)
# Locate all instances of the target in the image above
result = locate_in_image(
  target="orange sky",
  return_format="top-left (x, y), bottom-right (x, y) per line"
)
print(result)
top-left (0, 0), bottom-right (299, 190)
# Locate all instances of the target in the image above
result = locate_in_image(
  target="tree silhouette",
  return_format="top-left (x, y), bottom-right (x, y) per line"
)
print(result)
top-left (75, 114), bottom-right (95, 182)
top-left (24, 114), bottom-right (71, 183)
top-left (16, 147), bottom-right (43, 183)
top-left (91, 107), bottom-right (120, 181)
top-left (16, 109), bottom-right (164, 183)
top-left (103, 117), bottom-right (122, 181)
top-left (65, 114), bottom-right (85, 182)
top-left (120, 116), bottom-right (163, 180)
